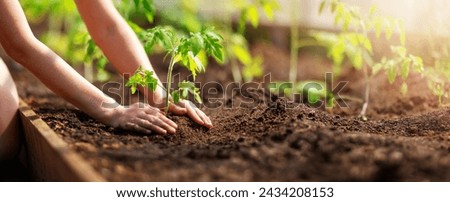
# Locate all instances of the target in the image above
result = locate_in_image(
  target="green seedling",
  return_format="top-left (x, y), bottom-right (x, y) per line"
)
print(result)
top-left (302, 0), bottom-right (425, 118)
top-left (126, 26), bottom-right (224, 113)
top-left (146, 0), bottom-right (279, 83)
top-left (227, 0), bottom-right (280, 82)
top-left (424, 42), bottom-right (450, 105)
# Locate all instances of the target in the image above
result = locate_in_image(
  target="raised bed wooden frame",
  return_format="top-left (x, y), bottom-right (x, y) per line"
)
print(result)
top-left (19, 99), bottom-right (105, 182)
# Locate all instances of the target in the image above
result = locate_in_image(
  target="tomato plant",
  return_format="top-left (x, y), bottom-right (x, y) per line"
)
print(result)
top-left (156, 0), bottom-right (279, 82)
top-left (424, 42), bottom-right (450, 105)
top-left (126, 27), bottom-right (224, 113)
top-left (301, 0), bottom-right (425, 118)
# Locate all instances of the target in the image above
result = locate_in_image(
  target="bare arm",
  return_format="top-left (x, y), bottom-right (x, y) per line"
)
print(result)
top-left (74, 0), bottom-right (213, 128)
top-left (0, 0), bottom-right (176, 134)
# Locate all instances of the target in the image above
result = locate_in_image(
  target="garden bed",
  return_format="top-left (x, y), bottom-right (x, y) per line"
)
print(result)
top-left (12, 42), bottom-right (450, 182)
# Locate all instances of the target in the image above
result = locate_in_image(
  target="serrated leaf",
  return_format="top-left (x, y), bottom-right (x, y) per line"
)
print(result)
top-left (190, 33), bottom-right (204, 55)
top-left (172, 90), bottom-right (180, 103)
top-left (181, 51), bottom-right (205, 79)
top-left (144, 71), bottom-right (158, 91)
top-left (178, 81), bottom-right (196, 89)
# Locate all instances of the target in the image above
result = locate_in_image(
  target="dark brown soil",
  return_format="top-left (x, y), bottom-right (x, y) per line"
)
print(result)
top-left (10, 41), bottom-right (450, 182)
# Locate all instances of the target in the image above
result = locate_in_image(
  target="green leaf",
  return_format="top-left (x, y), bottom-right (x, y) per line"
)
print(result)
top-left (385, 19), bottom-right (393, 40)
top-left (400, 82), bottom-right (408, 95)
top-left (96, 56), bottom-right (108, 70)
top-left (182, 88), bottom-right (188, 98)
top-left (242, 56), bottom-right (263, 82)
top-left (351, 51), bottom-right (364, 69)
top-left (133, 0), bottom-right (140, 8)
top-left (86, 39), bottom-right (95, 56)
top-left (398, 21), bottom-right (406, 46)
top-left (247, 6), bottom-right (259, 28)
top-left (190, 33), bottom-right (204, 55)
top-left (401, 60), bottom-right (410, 80)
top-left (372, 63), bottom-right (383, 75)
top-left (319, 1), bottom-right (326, 14)
top-left (262, 3), bottom-right (275, 20)
top-left (177, 81), bottom-right (202, 103)
top-left (369, 5), bottom-right (377, 16)
top-left (386, 64), bottom-right (397, 84)
top-left (126, 72), bottom-right (143, 94)
top-left (144, 70), bottom-right (158, 91)
top-left (411, 55), bottom-right (424, 72)
top-left (363, 38), bottom-right (373, 53)
top-left (126, 66), bottom-right (158, 94)
top-left (142, 0), bottom-right (154, 14)
top-left (232, 45), bottom-right (252, 65)
top-left (374, 18), bottom-right (383, 38)
top-left (331, 1), bottom-right (337, 12)
top-left (172, 90), bottom-right (180, 103)
top-left (189, 51), bottom-right (205, 74)
top-left (194, 92), bottom-right (202, 104)
top-left (127, 20), bottom-right (144, 34)
top-left (202, 29), bottom-right (224, 62)
top-left (96, 68), bottom-right (110, 82)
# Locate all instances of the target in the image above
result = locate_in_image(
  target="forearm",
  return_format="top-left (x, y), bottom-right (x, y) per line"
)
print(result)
top-left (75, 0), bottom-right (165, 106)
top-left (12, 39), bottom-right (119, 125)
top-left (0, 0), bottom-right (119, 126)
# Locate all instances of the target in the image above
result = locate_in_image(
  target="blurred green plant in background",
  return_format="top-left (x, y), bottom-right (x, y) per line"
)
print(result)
top-left (21, 0), bottom-right (157, 82)
top-left (156, 0), bottom-right (280, 82)
top-left (21, 0), bottom-right (278, 83)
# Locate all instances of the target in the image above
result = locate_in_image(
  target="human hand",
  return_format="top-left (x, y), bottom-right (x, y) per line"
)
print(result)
top-left (108, 102), bottom-right (177, 135)
top-left (167, 100), bottom-right (213, 129)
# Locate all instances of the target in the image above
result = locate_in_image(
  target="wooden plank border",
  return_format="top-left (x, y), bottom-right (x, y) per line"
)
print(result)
top-left (19, 100), bottom-right (105, 182)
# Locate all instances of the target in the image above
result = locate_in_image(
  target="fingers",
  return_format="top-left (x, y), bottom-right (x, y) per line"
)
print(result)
top-left (195, 108), bottom-right (213, 128)
top-left (144, 106), bottom-right (178, 130)
top-left (138, 113), bottom-right (176, 135)
top-left (138, 118), bottom-right (170, 135)
top-left (184, 102), bottom-right (213, 129)
top-left (123, 122), bottom-right (152, 134)
top-left (168, 103), bottom-right (187, 115)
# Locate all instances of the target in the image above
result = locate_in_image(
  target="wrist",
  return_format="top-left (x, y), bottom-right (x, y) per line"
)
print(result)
top-left (94, 98), bottom-right (124, 128)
